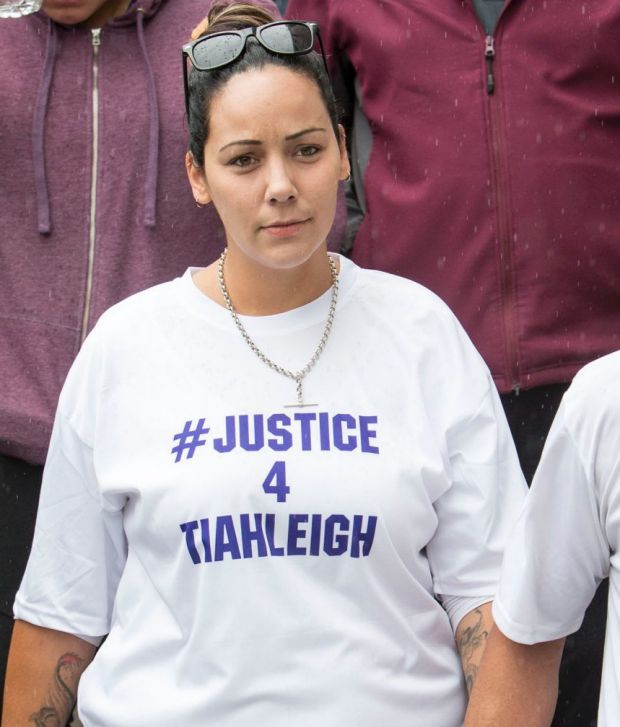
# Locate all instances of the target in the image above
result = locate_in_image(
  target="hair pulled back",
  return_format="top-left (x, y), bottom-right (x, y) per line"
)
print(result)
top-left (186, 2), bottom-right (340, 167)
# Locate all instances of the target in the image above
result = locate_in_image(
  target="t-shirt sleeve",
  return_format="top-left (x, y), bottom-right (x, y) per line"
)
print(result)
top-left (493, 400), bottom-right (610, 644)
top-left (427, 377), bottom-right (528, 598)
top-left (14, 331), bottom-right (127, 640)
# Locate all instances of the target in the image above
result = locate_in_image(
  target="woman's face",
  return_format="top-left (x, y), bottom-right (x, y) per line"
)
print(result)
top-left (187, 66), bottom-right (349, 273)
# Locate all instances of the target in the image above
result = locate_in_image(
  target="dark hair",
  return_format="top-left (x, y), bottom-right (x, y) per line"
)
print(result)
top-left (187, 3), bottom-right (340, 167)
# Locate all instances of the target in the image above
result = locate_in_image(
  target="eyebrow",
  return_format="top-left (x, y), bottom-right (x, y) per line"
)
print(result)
top-left (218, 127), bottom-right (328, 153)
top-left (286, 126), bottom-right (328, 141)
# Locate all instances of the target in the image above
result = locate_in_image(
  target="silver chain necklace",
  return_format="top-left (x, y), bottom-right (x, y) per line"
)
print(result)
top-left (217, 248), bottom-right (339, 407)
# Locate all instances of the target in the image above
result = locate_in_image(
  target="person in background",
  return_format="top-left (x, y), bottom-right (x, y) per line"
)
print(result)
top-left (284, 1), bottom-right (620, 724)
top-left (0, 0), bottom-right (277, 715)
top-left (465, 351), bottom-right (620, 727)
top-left (3, 3), bottom-right (526, 724)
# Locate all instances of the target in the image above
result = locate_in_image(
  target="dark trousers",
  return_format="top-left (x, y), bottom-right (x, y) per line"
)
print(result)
top-left (501, 384), bottom-right (606, 727)
top-left (0, 453), bottom-right (43, 720)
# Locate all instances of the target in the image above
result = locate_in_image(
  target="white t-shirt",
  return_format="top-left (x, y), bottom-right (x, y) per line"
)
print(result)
top-left (494, 350), bottom-right (620, 727)
top-left (16, 257), bottom-right (526, 727)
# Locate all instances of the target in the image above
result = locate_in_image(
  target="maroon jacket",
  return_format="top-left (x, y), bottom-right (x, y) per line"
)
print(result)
top-left (0, 0), bottom-right (280, 464)
top-left (287, 0), bottom-right (620, 393)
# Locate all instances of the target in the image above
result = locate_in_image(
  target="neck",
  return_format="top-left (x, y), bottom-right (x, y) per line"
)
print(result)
top-left (85, 0), bottom-right (131, 28)
top-left (199, 246), bottom-right (336, 316)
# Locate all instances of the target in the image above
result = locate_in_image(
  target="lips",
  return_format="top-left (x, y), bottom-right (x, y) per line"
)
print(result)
top-left (261, 219), bottom-right (310, 237)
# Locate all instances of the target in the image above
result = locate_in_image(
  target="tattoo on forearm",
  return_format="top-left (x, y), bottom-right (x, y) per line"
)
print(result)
top-left (29, 652), bottom-right (86, 726)
top-left (29, 707), bottom-right (61, 727)
top-left (457, 608), bottom-right (489, 694)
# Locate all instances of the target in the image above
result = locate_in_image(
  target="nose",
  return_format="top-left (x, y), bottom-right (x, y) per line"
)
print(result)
top-left (264, 158), bottom-right (297, 204)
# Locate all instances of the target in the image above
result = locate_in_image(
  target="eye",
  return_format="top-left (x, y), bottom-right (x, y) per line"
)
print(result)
top-left (228, 154), bottom-right (258, 168)
top-left (295, 145), bottom-right (321, 158)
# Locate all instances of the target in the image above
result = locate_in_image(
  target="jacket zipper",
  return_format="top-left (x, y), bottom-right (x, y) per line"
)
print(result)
top-left (483, 33), bottom-right (520, 393)
top-left (81, 28), bottom-right (101, 344)
top-left (485, 35), bottom-right (495, 94)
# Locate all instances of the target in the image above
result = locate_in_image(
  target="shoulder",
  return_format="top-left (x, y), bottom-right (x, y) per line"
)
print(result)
top-left (351, 263), bottom-right (458, 316)
top-left (563, 351), bottom-right (620, 422)
top-left (57, 276), bottom-right (186, 417)
top-left (570, 350), bottom-right (620, 394)
top-left (557, 352), bottom-right (620, 483)
top-left (349, 263), bottom-right (475, 349)
top-left (94, 276), bottom-right (182, 340)
top-left (342, 259), bottom-right (493, 417)
top-left (80, 274), bottom-right (189, 371)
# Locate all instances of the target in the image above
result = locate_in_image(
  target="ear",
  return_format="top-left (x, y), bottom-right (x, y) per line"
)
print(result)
top-left (185, 151), bottom-right (212, 205)
top-left (337, 124), bottom-right (351, 181)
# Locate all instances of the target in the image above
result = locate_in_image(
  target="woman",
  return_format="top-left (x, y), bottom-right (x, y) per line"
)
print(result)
top-left (3, 3), bottom-right (526, 725)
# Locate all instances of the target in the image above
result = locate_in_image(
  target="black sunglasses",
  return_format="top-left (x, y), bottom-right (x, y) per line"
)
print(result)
top-left (182, 21), bottom-right (328, 122)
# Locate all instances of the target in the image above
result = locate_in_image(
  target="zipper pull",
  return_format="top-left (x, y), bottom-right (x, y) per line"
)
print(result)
top-left (484, 35), bottom-right (495, 95)
top-left (91, 27), bottom-right (101, 47)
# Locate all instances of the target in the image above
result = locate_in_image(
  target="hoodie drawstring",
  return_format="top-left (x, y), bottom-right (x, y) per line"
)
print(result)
top-left (137, 6), bottom-right (160, 228)
top-left (33, 8), bottom-right (160, 237)
top-left (32, 17), bottom-right (57, 235)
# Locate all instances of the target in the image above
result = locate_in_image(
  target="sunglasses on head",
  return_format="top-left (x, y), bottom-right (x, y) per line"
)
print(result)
top-left (182, 20), bottom-right (328, 122)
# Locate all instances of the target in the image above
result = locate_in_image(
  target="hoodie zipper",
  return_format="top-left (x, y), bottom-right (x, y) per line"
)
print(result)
top-left (481, 30), bottom-right (520, 393)
top-left (81, 27), bottom-right (101, 344)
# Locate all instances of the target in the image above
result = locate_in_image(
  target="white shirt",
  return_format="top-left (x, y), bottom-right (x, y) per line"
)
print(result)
top-left (494, 350), bottom-right (620, 726)
top-left (16, 257), bottom-right (526, 727)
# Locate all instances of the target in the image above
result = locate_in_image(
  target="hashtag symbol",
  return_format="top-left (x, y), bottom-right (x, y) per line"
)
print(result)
top-left (171, 419), bottom-right (210, 463)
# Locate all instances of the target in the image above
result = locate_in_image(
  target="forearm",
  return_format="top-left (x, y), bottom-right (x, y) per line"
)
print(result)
top-left (2, 620), bottom-right (96, 727)
top-left (455, 602), bottom-right (493, 694)
top-left (463, 625), bottom-right (564, 727)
